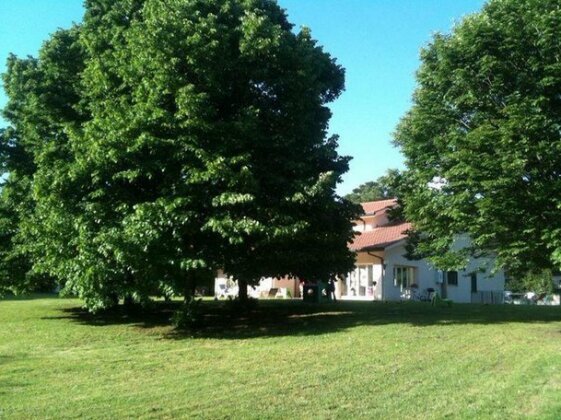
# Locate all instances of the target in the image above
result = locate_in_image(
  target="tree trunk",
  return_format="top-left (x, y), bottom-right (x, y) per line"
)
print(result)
top-left (124, 294), bottom-right (135, 308)
top-left (238, 278), bottom-right (248, 302)
top-left (108, 293), bottom-right (119, 310)
top-left (184, 273), bottom-right (193, 304)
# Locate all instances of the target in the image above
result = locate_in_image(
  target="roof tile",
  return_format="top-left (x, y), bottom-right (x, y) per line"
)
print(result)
top-left (361, 198), bottom-right (398, 215)
top-left (349, 222), bottom-right (412, 251)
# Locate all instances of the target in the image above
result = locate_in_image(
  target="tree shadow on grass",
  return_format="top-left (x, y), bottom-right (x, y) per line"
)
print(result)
top-left (41, 299), bottom-right (561, 340)
top-left (1, 293), bottom-right (61, 301)
top-left (42, 302), bottom-right (177, 329)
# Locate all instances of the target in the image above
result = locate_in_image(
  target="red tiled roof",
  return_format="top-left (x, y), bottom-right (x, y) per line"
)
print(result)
top-left (361, 198), bottom-right (398, 215)
top-left (349, 222), bottom-right (412, 252)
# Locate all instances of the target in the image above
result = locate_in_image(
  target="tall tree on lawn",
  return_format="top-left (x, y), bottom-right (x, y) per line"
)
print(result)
top-left (394, 0), bottom-right (561, 272)
top-left (1, 0), bottom-right (359, 308)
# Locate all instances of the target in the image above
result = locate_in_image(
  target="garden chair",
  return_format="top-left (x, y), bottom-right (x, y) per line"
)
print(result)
top-left (419, 288), bottom-right (435, 302)
top-left (431, 291), bottom-right (452, 307)
top-left (216, 284), bottom-right (228, 299)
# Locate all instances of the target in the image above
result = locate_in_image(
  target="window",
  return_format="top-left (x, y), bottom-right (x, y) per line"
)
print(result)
top-left (394, 266), bottom-right (415, 289)
top-left (447, 271), bottom-right (458, 286)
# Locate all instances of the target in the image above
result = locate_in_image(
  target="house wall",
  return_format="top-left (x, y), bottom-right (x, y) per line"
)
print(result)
top-left (553, 275), bottom-right (561, 290)
top-left (353, 213), bottom-right (390, 232)
top-left (271, 277), bottom-right (300, 298)
top-left (444, 235), bottom-right (505, 303)
top-left (339, 251), bottom-right (384, 300)
top-left (214, 270), bottom-right (240, 297)
top-left (379, 239), bottom-right (505, 303)
top-left (382, 244), bottom-right (439, 301)
top-left (440, 265), bottom-right (505, 303)
top-left (214, 273), bottom-right (300, 298)
top-left (356, 252), bottom-right (384, 265)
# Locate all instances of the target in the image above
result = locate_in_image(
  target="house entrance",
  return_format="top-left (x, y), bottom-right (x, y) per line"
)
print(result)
top-left (471, 273), bottom-right (478, 293)
top-left (344, 265), bottom-right (379, 299)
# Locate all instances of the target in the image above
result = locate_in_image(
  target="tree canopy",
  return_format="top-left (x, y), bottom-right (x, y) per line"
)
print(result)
top-left (1, 0), bottom-right (359, 309)
top-left (345, 169), bottom-right (403, 204)
top-left (394, 0), bottom-right (561, 272)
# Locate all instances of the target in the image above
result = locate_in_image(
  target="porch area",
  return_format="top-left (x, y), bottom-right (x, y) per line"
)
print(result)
top-left (338, 252), bottom-right (385, 301)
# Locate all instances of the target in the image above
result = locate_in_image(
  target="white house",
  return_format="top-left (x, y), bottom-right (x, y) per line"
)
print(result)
top-left (214, 198), bottom-right (505, 303)
top-left (341, 199), bottom-right (505, 303)
top-left (214, 271), bottom-right (301, 299)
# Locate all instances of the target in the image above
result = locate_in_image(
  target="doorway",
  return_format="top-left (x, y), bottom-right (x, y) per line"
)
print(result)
top-left (470, 273), bottom-right (478, 293)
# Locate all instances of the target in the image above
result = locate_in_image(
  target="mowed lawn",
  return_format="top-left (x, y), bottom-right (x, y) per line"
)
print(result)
top-left (1, 296), bottom-right (561, 419)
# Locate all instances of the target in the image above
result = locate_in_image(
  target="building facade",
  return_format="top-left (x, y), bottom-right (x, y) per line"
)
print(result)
top-left (214, 198), bottom-right (506, 303)
top-left (340, 199), bottom-right (505, 303)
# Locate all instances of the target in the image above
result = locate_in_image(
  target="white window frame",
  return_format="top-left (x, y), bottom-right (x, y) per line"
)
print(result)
top-left (393, 266), bottom-right (416, 289)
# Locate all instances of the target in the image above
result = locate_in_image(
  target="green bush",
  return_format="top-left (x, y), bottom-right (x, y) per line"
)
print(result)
top-left (507, 270), bottom-right (554, 294)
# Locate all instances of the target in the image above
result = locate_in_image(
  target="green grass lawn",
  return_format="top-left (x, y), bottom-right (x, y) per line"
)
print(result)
top-left (1, 296), bottom-right (561, 419)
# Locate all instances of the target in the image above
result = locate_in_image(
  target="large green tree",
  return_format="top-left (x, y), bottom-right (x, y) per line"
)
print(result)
top-left (394, 0), bottom-right (561, 272)
top-left (2, 0), bottom-right (359, 308)
top-left (0, 27), bottom-right (83, 294)
top-left (0, 127), bottom-right (37, 294)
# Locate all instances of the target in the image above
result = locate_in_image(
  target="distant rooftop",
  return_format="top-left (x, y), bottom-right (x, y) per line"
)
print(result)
top-left (361, 198), bottom-right (397, 216)
top-left (350, 198), bottom-right (410, 252)
top-left (349, 222), bottom-right (411, 252)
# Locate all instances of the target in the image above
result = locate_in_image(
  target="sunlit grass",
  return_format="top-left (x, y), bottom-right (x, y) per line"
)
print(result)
top-left (1, 296), bottom-right (560, 418)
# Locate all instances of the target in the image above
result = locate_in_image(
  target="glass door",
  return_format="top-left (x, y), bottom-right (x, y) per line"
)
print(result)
top-left (346, 265), bottom-right (374, 297)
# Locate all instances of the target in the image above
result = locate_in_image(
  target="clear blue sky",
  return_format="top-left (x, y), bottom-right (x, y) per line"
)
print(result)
top-left (0, 0), bottom-right (485, 194)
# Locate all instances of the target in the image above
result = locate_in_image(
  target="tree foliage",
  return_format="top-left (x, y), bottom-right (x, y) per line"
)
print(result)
top-left (1, 0), bottom-right (359, 308)
top-left (394, 0), bottom-right (561, 273)
top-left (344, 169), bottom-right (403, 204)
top-left (506, 269), bottom-right (554, 295)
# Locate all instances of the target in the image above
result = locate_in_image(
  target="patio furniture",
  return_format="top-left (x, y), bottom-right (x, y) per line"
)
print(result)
top-left (419, 288), bottom-right (435, 302)
top-left (431, 291), bottom-right (452, 307)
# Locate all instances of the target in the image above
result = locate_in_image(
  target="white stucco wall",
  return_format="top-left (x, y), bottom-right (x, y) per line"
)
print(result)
top-left (353, 213), bottom-right (391, 233)
top-left (381, 238), bottom-right (505, 303)
top-left (444, 235), bottom-right (505, 303)
top-left (372, 264), bottom-right (383, 299)
top-left (382, 244), bottom-right (439, 301)
top-left (214, 274), bottom-right (300, 298)
top-left (214, 271), bottom-right (240, 297)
